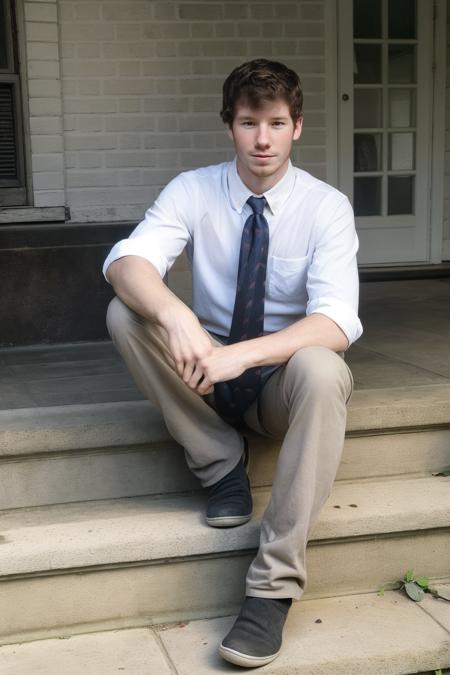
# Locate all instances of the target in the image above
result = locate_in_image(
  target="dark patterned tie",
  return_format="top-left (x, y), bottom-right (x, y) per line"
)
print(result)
top-left (214, 195), bottom-right (269, 422)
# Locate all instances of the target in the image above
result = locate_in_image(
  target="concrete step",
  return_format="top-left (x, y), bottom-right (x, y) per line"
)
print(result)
top-left (1, 587), bottom-right (449, 674)
top-left (1, 383), bottom-right (450, 509)
top-left (1, 475), bottom-right (449, 644)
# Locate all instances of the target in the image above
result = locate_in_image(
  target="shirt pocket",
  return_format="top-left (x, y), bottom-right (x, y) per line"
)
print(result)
top-left (268, 255), bottom-right (309, 301)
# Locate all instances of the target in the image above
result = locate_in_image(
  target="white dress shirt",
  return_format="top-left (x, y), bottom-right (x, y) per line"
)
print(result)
top-left (103, 159), bottom-right (363, 345)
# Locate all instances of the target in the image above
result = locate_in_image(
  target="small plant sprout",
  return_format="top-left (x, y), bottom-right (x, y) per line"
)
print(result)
top-left (401, 569), bottom-right (429, 602)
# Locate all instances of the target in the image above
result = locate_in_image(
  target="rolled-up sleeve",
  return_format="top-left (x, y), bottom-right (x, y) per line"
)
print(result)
top-left (306, 194), bottom-right (363, 346)
top-left (102, 172), bottom-right (193, 282)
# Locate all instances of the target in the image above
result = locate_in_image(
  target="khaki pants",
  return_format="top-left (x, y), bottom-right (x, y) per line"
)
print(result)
top-left (106, 296), bottom-right (354, 600)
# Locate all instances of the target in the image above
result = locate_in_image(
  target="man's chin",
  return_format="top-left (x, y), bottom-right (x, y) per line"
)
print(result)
top-left (249, 164), bottom-right (277, 177)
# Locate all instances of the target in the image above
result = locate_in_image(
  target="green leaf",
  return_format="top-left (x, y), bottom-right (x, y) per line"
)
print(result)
top-left (404, 581), bottom-right (424, 602)
top-left (377, 587), bottom-right (385, 596)
top-left (434, 670), bottom-right (442, 675)
top-left (405, 569), bottom-right (415, 582)
top-left (416, 576), bottom-right (429, 588)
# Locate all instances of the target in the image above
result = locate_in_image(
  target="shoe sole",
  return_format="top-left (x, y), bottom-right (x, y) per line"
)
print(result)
top-left (206, 513), bottom-right (252, 528)
top-left (219, 643), bottom-right (280, 668)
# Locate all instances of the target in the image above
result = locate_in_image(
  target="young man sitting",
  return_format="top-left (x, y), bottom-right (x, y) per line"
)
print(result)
top-left (103, 58), bottom-right (362, 668)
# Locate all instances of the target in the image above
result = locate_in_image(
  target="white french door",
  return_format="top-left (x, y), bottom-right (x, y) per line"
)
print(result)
top-left (338, 0), bottom-right (434, 264)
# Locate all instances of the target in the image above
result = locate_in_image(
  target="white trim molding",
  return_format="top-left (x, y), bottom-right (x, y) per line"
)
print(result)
top-left (0, 206), bottom-right (65, 224)
top-left (430, 0), bottom-right (447, 263)
top-left (325, 0), bottom-right (339, 187)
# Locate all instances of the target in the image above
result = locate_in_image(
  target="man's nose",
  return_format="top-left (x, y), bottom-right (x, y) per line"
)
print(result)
top-left (255, 125), bottom-right (270, 147)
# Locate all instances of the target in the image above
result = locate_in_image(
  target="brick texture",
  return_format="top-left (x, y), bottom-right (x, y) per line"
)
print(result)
top-left (55, 0), bottom-right (327, 222)
top-left (25, 0), bottom-right (65, 209)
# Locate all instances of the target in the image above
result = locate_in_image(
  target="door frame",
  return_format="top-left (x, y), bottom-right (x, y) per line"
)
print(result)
top-left (333, 0), bottom-right (447, 266)
top-left (429, 0), bottom-right (447, 263)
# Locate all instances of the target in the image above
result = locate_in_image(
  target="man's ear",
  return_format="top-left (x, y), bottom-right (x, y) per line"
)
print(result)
top-left (226, 124), bottom-right (234, 141)
top-left (293, 116), bottom-right (303, 141)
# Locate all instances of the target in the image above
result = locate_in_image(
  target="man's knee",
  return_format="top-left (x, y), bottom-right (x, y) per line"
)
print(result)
top-left (106, 296), bottom-right (139, 343)
top-left (285, 346), bottom-right (352, 400)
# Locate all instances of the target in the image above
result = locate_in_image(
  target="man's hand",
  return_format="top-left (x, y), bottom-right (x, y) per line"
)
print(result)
top-left (159, 304), bottom-right (216, 393)
top-left (185, 342), bottom-right (252, 396)
top-left (162, 304), bottom-right (252, 396)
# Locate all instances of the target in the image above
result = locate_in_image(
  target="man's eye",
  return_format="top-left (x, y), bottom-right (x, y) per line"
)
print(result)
top-left (242, 121), bottom-right (254, 127)
top-left (272, 121), bottom-right (285, 128)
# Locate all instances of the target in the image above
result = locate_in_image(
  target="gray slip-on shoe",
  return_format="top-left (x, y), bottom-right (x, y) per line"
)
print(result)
top-left (219, 596), bottom-right (292, 668)
top-left (206, 438), bottom-right (252, 528)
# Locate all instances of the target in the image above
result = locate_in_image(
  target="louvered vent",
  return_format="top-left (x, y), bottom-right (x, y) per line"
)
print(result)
top-left (0, 84), bottom-right (18, 180)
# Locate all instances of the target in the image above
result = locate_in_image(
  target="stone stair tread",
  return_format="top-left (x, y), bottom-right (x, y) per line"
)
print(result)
top-left (0, 401), bottom-right (168, 457)
top-left (2, 382), bottom-right (450, 458)
top-left (0, 627), bottom-right (171, 675)
top-left (2, 475), bottom-right (449, 577)
top-left (1, 588), bottom-right (449, 674)
top-left (159, 587), bottom-right (450, 674)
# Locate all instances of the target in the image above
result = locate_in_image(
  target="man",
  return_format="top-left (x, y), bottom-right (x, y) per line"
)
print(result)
top-left (104, 59), bottom-right (362, 668)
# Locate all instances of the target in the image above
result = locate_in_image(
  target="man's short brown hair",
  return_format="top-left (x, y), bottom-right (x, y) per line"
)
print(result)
top-left (220, 59), bottom-right (303, 126)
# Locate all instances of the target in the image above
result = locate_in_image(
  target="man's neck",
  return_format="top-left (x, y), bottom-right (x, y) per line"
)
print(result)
top-left (236, 160), bottom-right (290, 195)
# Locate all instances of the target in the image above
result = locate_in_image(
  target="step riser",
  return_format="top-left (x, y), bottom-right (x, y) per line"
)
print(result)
top-left (2, 528), bottom-right (449, 645)
top-left (1, 428), bottom-right (449, 509)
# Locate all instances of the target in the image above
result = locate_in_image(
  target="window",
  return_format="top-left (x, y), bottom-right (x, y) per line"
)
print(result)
top-left (0, 0), bottom-right (27, 206)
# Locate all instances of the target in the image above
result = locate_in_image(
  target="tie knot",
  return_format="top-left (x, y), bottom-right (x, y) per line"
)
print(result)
top-left (247, 195), bottom-right (266, 215)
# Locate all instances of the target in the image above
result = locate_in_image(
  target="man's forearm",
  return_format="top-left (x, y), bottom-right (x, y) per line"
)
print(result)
top-left (240, 313), bottom-right (349, 369)
top-left (194, 313), bottom-right (349, 392)
top-left (107, 255), bottom-right (219, 394)
top-left (106, 255), bottom-right (185, 326)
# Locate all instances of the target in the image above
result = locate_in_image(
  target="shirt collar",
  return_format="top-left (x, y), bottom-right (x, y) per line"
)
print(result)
top-left (227, 158), bottom-right (296, 215)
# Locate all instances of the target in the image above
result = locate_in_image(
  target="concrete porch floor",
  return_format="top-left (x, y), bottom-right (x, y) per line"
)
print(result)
top-left (0, 278), bottom-right (449, 410)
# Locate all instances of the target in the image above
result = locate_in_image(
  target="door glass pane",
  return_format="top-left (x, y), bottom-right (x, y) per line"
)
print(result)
top-left (354, 177), bottom-right (382, 216)
top-left (389, 89), bottom-right (415, 127)
top-left (388, 44), bottom-right (416, 83)
top-left (354, 0), bottom-right (381, 38)
top-left (389, 132), bottom-right (415, 170)
top-left (388, 0), bottom-right (416, 39)
top-left (388, 176), bottom-right (414, 214)
top-left (354, 44), bottom-right (382, 84)
top-left (354, 134), bottom-right (382, 172)
top-left (0, 0), bottom-right (9, 69)
top-left (355, 89), bottom-right (382, 128)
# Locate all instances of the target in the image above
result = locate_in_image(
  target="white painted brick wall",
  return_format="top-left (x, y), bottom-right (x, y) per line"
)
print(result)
top-left (57, 0), bottom-right (327, 222)
top-left (24, 0), bottom-right (65, 209)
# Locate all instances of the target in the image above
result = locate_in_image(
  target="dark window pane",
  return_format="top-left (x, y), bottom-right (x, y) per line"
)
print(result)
top-left (0, 84), bottom-right (18, 179)
top-left (389, 44), bottom-right (416, 83)
top-left (354, 177), bottom-right (382, 216)
top-left (354, 44), bottom-right (382, 84)
top-left (354, 134), bottom-right (382, 172)
top-left (389, 0), bottom-right (416, 39)
top-left (388, 176), bottom-right (414, 214)
top-left (0, 0), bottom-right (9, 69)
top-left (354, 0), bottom-right (381, 38)
top-left (355, 89), bottom-right (382, 128)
